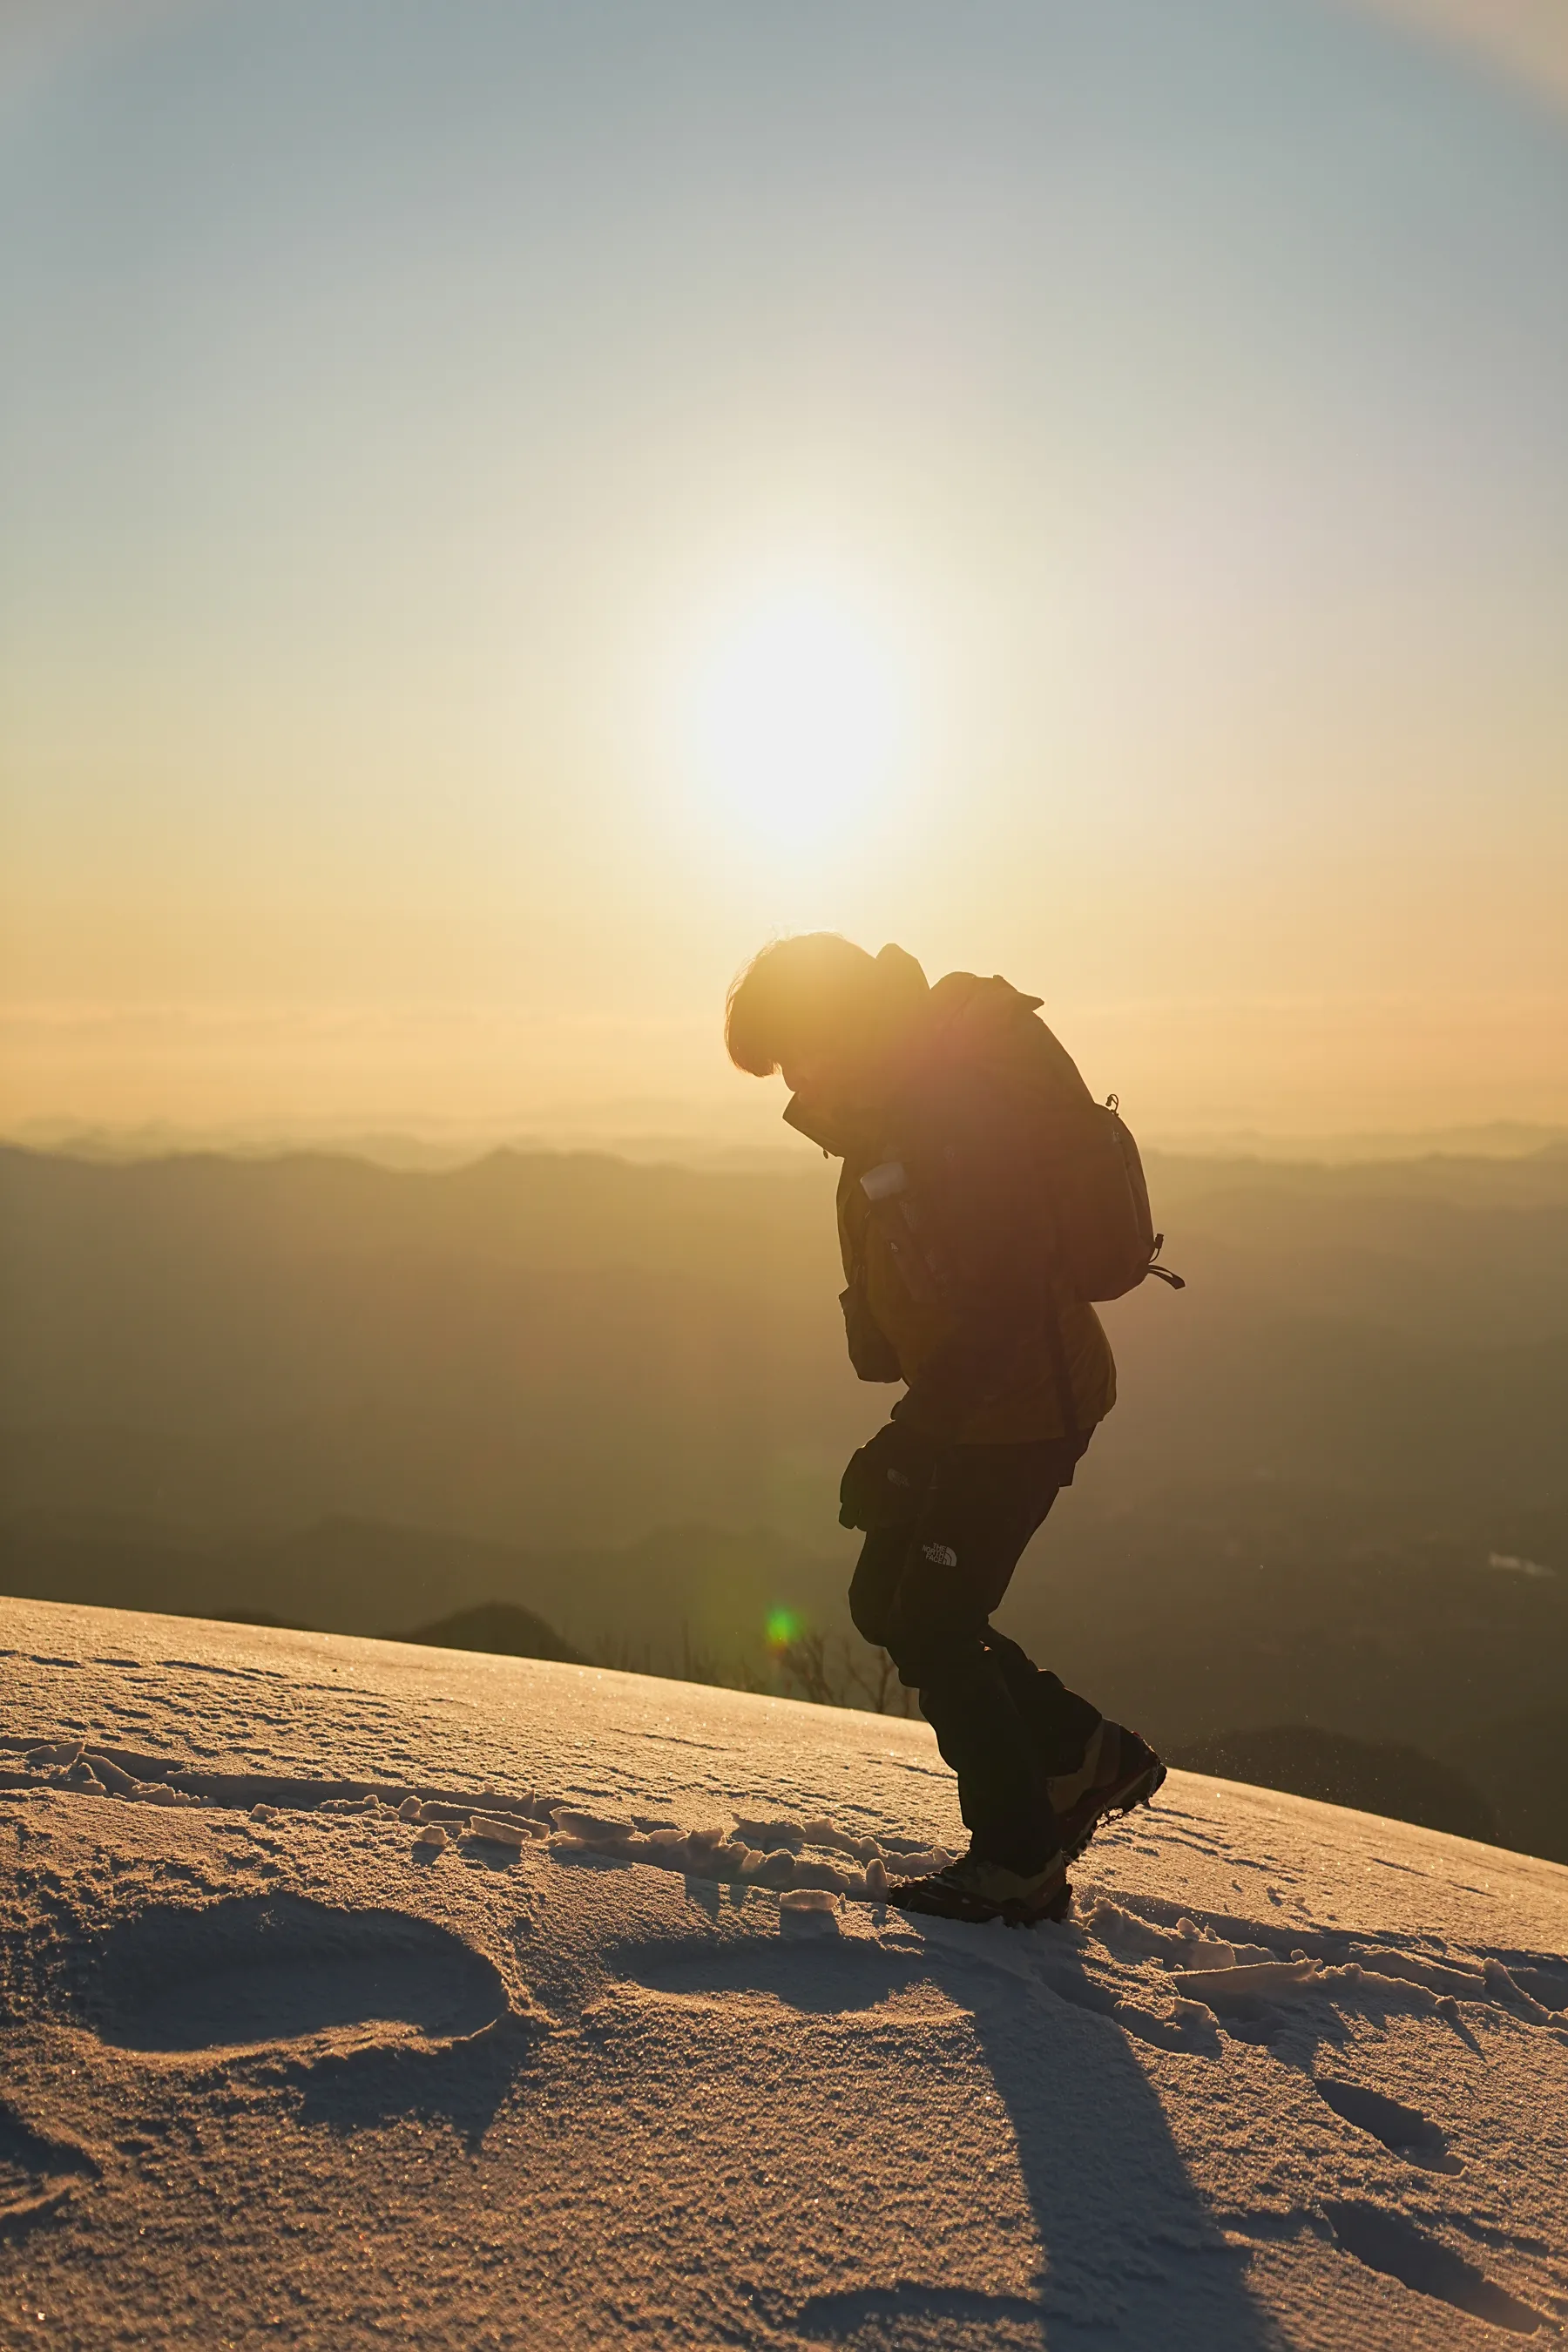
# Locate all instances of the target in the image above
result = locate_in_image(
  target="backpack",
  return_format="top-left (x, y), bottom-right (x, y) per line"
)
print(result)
top-left (1004, 1003), bottom-right (1185, 1303)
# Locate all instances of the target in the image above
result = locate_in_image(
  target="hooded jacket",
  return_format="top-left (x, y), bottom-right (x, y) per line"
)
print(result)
top-left (784, 945), bottom-right (1117, 1449)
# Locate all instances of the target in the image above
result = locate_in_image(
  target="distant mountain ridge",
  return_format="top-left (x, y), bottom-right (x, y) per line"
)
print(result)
top-left (3, 1139), bottom-right (1565, 1550)
top-left (0, 1513), bottom-right (848, 1680)
top-left (1169, 1724), bottom-right (1500, 1845)
top-left (395, 1600), bottom-right (587, 1666)
top-left (3, 1139), bottom-right (1565, 1856)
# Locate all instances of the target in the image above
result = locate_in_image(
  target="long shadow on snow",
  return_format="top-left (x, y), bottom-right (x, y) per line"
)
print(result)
top-left (616, 1912), bottom-right (1288, 2351)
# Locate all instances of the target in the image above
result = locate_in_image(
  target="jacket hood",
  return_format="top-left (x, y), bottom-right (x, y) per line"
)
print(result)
top-left (780, 948), bottom-right (1043, 1155)
top-left (868, 941), bottom-right (932, 1024)
top-left (924, 969), bottom-right (1044, 1039)
top-left (780, 943), bottom-right (930, 1156)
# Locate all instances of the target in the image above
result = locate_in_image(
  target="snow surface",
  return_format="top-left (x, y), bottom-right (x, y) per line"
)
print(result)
top-left (2, 1594), bottom-right (1566, 2349)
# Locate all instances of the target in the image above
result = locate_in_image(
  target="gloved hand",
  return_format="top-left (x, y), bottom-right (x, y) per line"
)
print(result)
top-left (838, 1420), bottom-right (942, 1531)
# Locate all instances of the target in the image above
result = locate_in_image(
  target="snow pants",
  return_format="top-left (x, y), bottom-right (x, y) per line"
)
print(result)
top-left (847, 1439), bottom-right (1102, 1872)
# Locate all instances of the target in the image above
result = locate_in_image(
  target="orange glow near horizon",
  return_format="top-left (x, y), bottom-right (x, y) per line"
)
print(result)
top-left (1, 1), bottom-right (1565, 1146)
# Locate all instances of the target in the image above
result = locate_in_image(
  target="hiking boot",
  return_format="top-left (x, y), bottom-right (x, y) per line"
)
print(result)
top-left (1048, 1722), bottom-right (1166, 1861)
top-left (889, 1848), bottom-right (1071, 1928)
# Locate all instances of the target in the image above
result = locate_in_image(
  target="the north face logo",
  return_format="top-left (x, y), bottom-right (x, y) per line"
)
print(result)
top-left (922, 1541), bottom-right (958, 1567)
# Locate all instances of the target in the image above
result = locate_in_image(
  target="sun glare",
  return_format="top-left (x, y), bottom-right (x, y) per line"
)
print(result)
top-left (687, 585), bottom-right (905, 851)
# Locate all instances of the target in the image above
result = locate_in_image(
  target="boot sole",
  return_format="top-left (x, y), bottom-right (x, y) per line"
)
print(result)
top-left (1060, 1761), bottom-right (1167, 1863)
top-left (888, 1879), bottom-right (1072, 1930)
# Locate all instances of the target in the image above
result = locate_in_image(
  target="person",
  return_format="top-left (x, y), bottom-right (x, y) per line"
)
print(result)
top-left (725, 932), bottom-right (1165, 1925)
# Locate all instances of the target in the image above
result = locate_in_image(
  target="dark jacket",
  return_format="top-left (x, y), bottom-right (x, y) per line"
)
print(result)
top-left (785, 947), bottom-right (1116, 1446)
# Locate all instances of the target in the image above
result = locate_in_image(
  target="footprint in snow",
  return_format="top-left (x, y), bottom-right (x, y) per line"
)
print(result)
top-left (79, 1894), bottom-right (514, 2058)
top-left (0, 2103), bottom-right (98, 2235)
top-left (1325, 2202), bottom-right (1544, 2336)
top-left (1315, 2075), bottom-right (1463, 2174)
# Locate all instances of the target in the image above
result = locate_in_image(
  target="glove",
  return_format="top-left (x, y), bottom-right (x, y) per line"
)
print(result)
top-left (838, 1421), bottom-right (941, 1532)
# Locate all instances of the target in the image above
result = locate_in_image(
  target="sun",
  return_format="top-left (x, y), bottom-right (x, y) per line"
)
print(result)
top-left (687, 584), bottom-right (905, 850)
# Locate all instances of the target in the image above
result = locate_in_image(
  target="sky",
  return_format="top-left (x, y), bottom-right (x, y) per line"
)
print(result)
top-left (2, 0), bottom-right (1565, 1148)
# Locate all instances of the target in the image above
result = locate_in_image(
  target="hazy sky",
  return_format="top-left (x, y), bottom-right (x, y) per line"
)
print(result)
top-left (3, 0), bottom-right (1565, 1143)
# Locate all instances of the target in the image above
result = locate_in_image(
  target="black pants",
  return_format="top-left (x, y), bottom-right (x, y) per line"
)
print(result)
top-left (848, 1441), bottom-right (1102, 1871)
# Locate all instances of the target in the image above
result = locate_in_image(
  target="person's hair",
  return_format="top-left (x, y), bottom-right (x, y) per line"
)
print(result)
top-left (724, 933), bottom-right (879, 1076)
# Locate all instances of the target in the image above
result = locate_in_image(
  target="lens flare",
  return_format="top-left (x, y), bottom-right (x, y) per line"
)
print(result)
top-left (766, 1606), bottom-right (804, 1651)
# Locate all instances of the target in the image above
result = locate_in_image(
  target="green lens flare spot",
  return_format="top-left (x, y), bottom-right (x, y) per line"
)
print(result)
top-left (766, 1607), bottom-right (803, 1650)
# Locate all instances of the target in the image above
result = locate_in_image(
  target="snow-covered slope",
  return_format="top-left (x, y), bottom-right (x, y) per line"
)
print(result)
top-left (2, 1596), bottom-right (1565, 2349)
